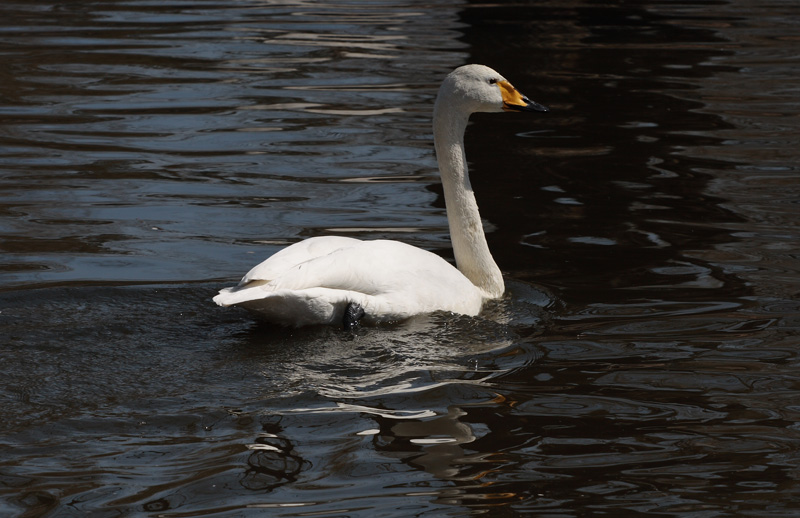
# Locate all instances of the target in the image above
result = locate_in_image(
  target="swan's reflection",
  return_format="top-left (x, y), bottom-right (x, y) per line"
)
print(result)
top-left (386, 406), bottom-right (479, 480)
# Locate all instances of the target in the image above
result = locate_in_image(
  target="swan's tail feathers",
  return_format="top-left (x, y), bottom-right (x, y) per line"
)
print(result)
top-left (212, 287), bottom-right (233, 307)
top-left (213, 286), bottom-right (358, 327)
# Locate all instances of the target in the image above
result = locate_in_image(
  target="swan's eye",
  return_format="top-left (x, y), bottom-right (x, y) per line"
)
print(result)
top-left (488, 78), bottom-right (498, 85)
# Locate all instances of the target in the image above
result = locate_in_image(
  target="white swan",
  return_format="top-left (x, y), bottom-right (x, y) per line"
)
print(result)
top-left (213, 64), bottom-right (548, 327)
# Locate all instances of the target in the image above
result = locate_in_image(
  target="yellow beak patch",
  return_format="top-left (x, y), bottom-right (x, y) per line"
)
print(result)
top-left (498, 80), bottom-right (527, 111)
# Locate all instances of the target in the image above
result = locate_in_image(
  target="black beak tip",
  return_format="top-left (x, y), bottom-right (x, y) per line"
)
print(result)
top-left (506, 102), bottom-right (549, 113)
top-left (524, 97), bottom-right (549, 112)
top-left (505, 97), bottom-right (549, 113)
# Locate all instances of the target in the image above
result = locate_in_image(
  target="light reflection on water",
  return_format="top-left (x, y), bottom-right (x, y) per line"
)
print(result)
top-left (1, 0), bottom-right (467, 287)
top-left (2, 0), bottom-right (800, 516)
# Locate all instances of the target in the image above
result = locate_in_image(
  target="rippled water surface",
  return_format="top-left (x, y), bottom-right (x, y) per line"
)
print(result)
top-left (2, 0), bottom-right (800, 516)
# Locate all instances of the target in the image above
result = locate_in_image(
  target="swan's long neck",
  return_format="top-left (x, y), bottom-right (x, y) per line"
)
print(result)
top-left (433, 98), bottom-right (504, 299)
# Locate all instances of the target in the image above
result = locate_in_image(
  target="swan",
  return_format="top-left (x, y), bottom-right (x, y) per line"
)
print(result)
top-left (213, 64), bottom-right (548, 327)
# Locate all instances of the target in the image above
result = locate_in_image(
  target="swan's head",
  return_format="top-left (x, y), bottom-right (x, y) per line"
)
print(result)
top-left (437, 64), bottom-right (549, 115)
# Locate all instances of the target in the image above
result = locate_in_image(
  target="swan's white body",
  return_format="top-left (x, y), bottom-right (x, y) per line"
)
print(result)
top-left (214, 64), bottom-right (547, 326)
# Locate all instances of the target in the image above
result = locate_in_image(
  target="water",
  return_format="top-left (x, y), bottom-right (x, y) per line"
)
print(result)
top-left (2, 0), bottom-right (800, 516)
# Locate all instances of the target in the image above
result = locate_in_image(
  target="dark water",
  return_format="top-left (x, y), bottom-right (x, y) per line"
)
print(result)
top-left (2, 0), bottom-right (800, 516)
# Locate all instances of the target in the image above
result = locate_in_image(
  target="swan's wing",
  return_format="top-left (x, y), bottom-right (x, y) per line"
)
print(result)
top-left (214, 239), bottom-right (484, 325)
top-left (265, 240), bottom-right (483, 315)
top-left (238, 235), bottom-right (362, 285)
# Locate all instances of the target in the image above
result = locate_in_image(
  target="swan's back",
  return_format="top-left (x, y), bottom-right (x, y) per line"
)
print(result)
top-left (213, 237), bottom-right (484, 326)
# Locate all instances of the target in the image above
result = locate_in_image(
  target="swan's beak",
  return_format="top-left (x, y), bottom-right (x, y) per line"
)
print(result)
top-left (499, 80), bottom-right (549, 113)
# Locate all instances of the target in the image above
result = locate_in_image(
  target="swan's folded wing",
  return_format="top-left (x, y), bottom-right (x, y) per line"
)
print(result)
top-left (238, 235), bottom-right (362, 285)
top-left (215, 239), bottom-right (484, 324)
top-left (264, 240), bottom-right (484, 315)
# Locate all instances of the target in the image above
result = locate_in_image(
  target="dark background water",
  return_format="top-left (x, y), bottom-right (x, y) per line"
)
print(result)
top-left (2, 0), bottom-right (800, 516)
